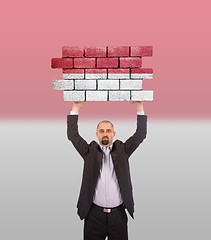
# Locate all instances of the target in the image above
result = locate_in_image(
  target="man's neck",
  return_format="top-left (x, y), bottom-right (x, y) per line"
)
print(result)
top-left (99, 143), bottom-right (113, 149)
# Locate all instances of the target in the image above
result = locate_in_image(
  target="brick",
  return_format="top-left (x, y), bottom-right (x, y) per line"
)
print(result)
top-left (108, 46), bottom-right (129, 57)
top-left (85, 69), bottom-right (107, 74)
top-left (51, 58), bottom-right (73, 68)
top-left (98, 80), bottom-right (119, 90)
top-left (130, 46), bottom-right (153, 57)
top-left (85, 47), bottom-right (106, 57)
top-left (75, 80), bottom-right (96, 90)
top-left (63, 74), bottom-right (85, 79)
top-left (131, 68), bottom-right (153, 74)
top-left (131, 68), bottom-right (153, 79)
top-left (63, 91), bottom-right (85, 101)
top-left (85, 69), bottom-right (107, 79)
top-left (63, 69), bottom-right (84, 74)
top-left (131, 91), bottom-right (153, 101)
top-left (109, 91), bottom-right (130, 101)
top-left (120, 80), bottom-right (142, 90)
top-left (120, 57), bottom-right (142, 68)
top-left (97, 58), bottom-right (118, 68)
top-left (86, 91), bottom-right (108, 101)
top-left (131, 73), bottom-right (153, 79)
top-left (74, 58), bottom-right (95, 68)
top-left (62, 46), bottom-right (84, 57)
top-left (63, 69), bottom-right (84, 79)
top-left (52, 80), bottom-right (74, 90)
top-left (108, 69), bottom-right (130, 79)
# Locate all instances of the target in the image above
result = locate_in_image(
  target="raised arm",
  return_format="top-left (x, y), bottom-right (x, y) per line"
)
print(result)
top-left (67, 101), bottom-right (89, 159)
top-left (124, 101), bottom-right (147, 157)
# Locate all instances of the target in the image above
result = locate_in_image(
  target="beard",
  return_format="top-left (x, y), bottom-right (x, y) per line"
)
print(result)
top-left (102, 137), bottom-right (109, 145)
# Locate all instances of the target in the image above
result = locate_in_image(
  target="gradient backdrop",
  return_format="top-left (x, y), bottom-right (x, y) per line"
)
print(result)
top-left (1, 0), bottom-right (211, 239)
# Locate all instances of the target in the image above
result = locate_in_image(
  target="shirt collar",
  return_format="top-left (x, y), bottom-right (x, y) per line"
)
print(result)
top-left (99, 143), bottom-right (113, 151)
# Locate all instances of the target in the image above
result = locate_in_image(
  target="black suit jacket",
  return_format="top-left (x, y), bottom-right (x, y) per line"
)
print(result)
top-left (67, 114), bottom-right (147, 220)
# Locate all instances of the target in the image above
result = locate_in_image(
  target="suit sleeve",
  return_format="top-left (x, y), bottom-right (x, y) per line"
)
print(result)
top-left (124, 115), bottom-right (147, 157)
top-left (67, 115), bottom-right (89, 159)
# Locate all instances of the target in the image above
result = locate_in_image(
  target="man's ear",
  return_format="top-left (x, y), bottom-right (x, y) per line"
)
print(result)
top-left (113, 131), bottom-right (116, 137)
top-left (96, 132), bottom-right (98, 138)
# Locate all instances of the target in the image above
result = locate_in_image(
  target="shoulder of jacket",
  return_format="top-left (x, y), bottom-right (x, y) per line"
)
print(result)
top-left (113, 139), bottom-right (124, 146)
top-left (90, 140), bottom-right (98, 145)
top-left (89, 140), bottom-right (99, 149)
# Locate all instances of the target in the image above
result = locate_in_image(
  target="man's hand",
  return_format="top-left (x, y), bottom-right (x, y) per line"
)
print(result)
top-left (129, 100), bottom-right (144, 112)
top-left (72, 101), bottom-right (86, 112)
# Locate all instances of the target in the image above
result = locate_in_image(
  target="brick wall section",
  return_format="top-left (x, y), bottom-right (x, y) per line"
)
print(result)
top-left (51, 46), bottom-right (154, 101)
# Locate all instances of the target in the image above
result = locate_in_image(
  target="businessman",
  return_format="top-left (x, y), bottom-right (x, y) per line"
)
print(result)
top-left (67, 101), bottom-right (147, 240)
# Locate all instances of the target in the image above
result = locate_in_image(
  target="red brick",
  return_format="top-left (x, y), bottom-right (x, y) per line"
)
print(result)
top-left (62, 46), bottom-right (84, 57)
top-left (108, 69), bottom-right (130, 74)
top-left (85, 47), bottom-right (106, 57)
top-left (108, 46), bottom-right (129, 57)
top-left (97, 58), bottom-right (118, 68)
top-left (62, 69), bottom-right (84, 74)
top-left (120, 57), bottom-right (142, 68)
top-left (74, 58), bottom-right (96, 68)
top-left (130, 46), bottom-right (153, 57)
top-left (51, 58), bottom-right (73, 68)
top-left (85, 69), bottom-right (107, 74)
top-left (131, 68), bottom-right (153, 74)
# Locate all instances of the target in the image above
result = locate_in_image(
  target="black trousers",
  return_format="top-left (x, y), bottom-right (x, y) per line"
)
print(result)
top-left (84, 203), bottom-right (128, 240)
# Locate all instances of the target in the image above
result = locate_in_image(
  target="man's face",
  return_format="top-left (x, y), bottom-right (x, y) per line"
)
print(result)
top-left (96, 122), bottom-right (116, 147)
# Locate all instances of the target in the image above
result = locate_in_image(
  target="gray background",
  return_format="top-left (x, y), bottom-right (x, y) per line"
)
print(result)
top-left (1, 118), bottom-right (211, 240)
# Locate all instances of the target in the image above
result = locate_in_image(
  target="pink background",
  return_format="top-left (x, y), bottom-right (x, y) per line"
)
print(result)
top-left (1, 0), bottom-right (211, 120)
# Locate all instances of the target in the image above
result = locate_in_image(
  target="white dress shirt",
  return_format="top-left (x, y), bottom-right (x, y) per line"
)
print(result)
top-left (93, 144), bottom-right (123, 208)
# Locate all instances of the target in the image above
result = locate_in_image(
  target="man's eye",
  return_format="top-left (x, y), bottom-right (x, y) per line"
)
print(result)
top-left (107, 130), bottom-right (111, 133)
top-left (99, 130), bottom-right (104, 133)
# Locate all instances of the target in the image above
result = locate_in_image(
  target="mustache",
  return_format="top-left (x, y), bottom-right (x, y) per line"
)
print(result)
top-left (103, 137), bottom-right (108, 139)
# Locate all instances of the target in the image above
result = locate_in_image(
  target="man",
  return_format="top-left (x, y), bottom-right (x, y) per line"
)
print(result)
top-left (67, 101), bottom-right (147, 240)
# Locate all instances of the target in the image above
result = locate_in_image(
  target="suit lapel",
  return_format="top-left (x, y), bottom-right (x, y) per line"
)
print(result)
top-left (96, 147), bottom-right (103, 170)
top-left (110, 142), bottom-right (119, 168)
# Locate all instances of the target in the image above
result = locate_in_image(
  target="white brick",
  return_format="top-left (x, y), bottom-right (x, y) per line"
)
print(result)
top-left (98, 80), bottom-right (119, 90)
top-left (120, 80), bottom-right (142, 90)
top-left (75, 80), bottom-right (96, 90)
top-left (86, 91), bottom-right (108, 101)
top-left (63, 91), bottom-right (85, 101)
top-left (131, 91), bottom-right (153, 101)
top-left (52, 80), bottom-right (74, 90)
top-left (109, 91), bottom-right (130, 101)
top-left (85, 73), bottom-right (107, 80)
top-left (63, 73), bottom-right (84, 79)
top-left (108, 73), bottom-right (130, 79)
top-left (131, 73), bottom-right (153, 79)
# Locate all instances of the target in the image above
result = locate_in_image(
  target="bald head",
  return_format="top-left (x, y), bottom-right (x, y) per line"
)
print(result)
top-left (96, 120), bottom-right (115, 147)
top-left (96, 120), bottom-right (114, 131)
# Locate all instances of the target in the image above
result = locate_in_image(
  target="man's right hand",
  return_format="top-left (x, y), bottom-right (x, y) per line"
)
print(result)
top-left (71, 101), bottom-right (87, 112)
top-left (129, 100), bottom-right (144, 112)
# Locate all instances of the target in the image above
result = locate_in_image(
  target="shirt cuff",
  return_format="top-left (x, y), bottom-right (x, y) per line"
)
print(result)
top-left (70, 111), bottom-right (78, 115)
top-left (137, 111), bottom-right (145, 115)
